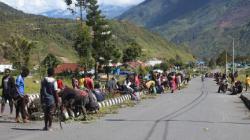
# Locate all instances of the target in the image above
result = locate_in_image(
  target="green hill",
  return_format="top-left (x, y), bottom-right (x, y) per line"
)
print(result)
top-left (120, 0), bottom-right (250, 58)
top-left (109, 21), bottom-right (194, 61)
top-left (0, 2), bottom-right (194, 65)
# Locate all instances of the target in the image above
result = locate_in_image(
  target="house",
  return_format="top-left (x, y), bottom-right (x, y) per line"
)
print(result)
top-left (54, 63), bottom-right (84, 74)
top-left (146, 59), bottom-right (162, 66)
top-left (126, 61), bottom-right (146, 69)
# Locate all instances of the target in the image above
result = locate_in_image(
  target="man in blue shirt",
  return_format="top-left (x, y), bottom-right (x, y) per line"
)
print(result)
top-left (15, 67), bottom-right (29, 123)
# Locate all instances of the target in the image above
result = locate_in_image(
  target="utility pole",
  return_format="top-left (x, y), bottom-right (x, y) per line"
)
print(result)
top-left (233, 38), bottom-right (235, 74)
top-left (226, 50), bottom-right (228, 76)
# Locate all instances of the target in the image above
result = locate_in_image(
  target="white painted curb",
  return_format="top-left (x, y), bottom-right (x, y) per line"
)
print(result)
top-left (0, 92), bottom-right (144, 109)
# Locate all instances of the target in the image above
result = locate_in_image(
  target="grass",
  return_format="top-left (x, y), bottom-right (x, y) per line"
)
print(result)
top-left (237, 68), bottom-right (250, 83)
top-left (25, 76), bottom-right (41, 94)
top-left (60, 100), bottom-right (137, 123)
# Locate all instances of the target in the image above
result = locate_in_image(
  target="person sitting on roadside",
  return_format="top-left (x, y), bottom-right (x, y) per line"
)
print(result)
top-left (107, 77), bottom-right (118, 93)
top-left (0, 69), bottom-right (15, 117)
top-left (93, 84), bottom-right (106, 102)
top-left (123, 77), bottom-right (134, 94)
top-left (72, 76), bottom-right (79, 89)
top-left (145, 80), bottom-right (156, 94)
top-left (218, 74), bottom-right (228, 93)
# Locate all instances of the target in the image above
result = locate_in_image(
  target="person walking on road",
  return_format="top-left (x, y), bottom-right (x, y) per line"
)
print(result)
top-left (0, 69), bottom-right (15, 117)
top-left (40, 68), bottom-right (59, 131)
top-left (245, 74), bottom-right (250, 92)
top-left (15, 67), bottom-right (30, 123)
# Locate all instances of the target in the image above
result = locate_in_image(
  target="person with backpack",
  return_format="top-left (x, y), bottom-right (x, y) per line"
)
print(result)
top-left (40, 68), bottom-right (59, 131)
top-left (15, 67), bottom-right (30, 123)
top-left (0, 69), bottom-right (15, 117)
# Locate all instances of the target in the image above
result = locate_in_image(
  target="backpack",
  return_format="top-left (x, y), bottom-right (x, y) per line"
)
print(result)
top-left (40, 78), bottom-right (56, 106)
top-left (8, 77), bottom-right (20, 100)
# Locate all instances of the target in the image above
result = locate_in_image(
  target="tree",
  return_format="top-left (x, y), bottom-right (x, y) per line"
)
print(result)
top-left (86, 0), bottom-right (116, 78)
top-left (73, 25), bottom-right (94, 70)
top-left (216, 51), bottom-right (232, 66)
top-left (160, 62), bottom-right (170, 71)
top-left (208, 58), bottom-right (216, 68)
top-left (137, 66), bottom-right (148, 76)
top-left (122, 42), bottom-right (142, 62)
top-left (41, 53), bottom-right (61, 69)
top-left (98, 38), bottom-right (121, 81)
top-left (168, 55), bottom-right (184, 70)
top-left (1, 35), bottom-right (34, 70)
top-left (65, 0), bottom-right (88, 21)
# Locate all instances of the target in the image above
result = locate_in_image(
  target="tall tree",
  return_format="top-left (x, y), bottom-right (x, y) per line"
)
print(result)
top-left (65, 0), bottom-right (88, 21)
top-left (0, 35), bottom-right (34, 70)
top-left (86, 0), bottom-right (114, 78)
top-left (73, 25), bottom-right (94, 70)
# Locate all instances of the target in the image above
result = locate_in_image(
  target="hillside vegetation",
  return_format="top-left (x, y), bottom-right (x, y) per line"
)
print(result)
top-left (0, 2), bottom-right (194, 65)
top-left (120, 0), bottom-right (250, 58)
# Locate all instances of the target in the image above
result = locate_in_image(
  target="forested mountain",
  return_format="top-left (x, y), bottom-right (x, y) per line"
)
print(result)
top-left (120, 0), bottom-right (250, 58)
top-left (41, 4), bottom-right (131, 19)
top-left (0, 2), bottom-right (194, 64)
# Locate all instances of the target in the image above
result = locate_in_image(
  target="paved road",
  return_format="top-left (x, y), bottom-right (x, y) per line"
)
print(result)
top-left (1, 78), bottom-right (250, 140)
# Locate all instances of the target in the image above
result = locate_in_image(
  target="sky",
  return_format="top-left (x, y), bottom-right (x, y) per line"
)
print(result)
top-left (0, 0), bottom-right (144, 14)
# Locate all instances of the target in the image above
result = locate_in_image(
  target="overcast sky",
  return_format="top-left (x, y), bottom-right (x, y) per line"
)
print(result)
top-left (0, 0), bottom-right (144, 14)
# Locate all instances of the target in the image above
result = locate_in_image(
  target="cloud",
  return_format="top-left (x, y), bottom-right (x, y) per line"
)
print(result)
top-left (0, 0), bottom-right (67, 13)
top-left (98, 0), bottom-right (144, 6)
top-left (0, 0), bottom-right (144, 13)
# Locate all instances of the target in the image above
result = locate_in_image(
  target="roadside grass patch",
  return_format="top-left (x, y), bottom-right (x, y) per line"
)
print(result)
top-left (75, 100), bottom-right (137, 123)
top-left (141, 94), bottom-right (157, 100)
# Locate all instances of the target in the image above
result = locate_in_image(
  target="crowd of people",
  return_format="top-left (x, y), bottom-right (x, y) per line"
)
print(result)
top-left (0, 67), bottom-right (192, 131)
top-left (214, 71), bottom-right (249, 95)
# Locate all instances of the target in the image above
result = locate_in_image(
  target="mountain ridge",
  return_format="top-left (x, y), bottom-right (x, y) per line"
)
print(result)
top-left (40, 4), bottom-right (131, 19)
top-left (120, 0), bottom-right (250, 58)
top-left (0, 1), bottom-right (194, 64)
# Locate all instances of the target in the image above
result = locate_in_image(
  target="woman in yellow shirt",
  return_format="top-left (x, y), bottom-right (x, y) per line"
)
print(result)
top-left (246, 75), bottom-right (250, 91)
top-left (78, 77), bottom-right (85, 90)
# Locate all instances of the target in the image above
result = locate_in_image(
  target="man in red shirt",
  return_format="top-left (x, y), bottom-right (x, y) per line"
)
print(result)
top-left (84, 74), bottom-right (94, 90)
top-left (57, 78), bottom-right (64, 90)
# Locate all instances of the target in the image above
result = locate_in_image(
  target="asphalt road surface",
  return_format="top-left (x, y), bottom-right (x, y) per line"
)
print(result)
top-left (1, 77), bottom-right (250, 140)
